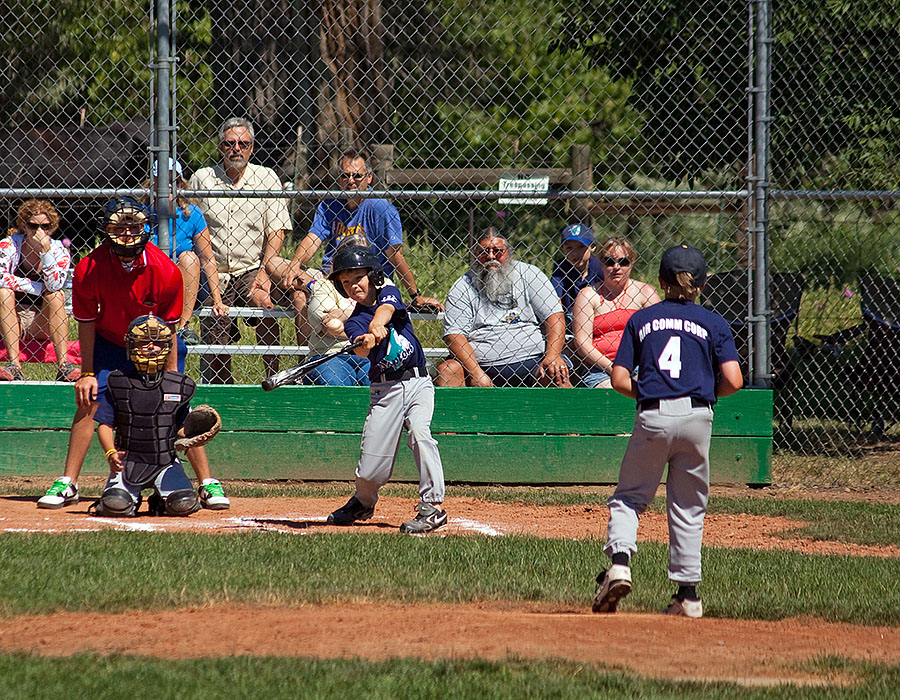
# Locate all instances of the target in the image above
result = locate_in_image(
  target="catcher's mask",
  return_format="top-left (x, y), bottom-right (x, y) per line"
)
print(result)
top-left (126, 314), bottom-right (173, 380)
top-left (328, 245), bottom-right (384, 298)
top-left (101, 197), bottom-right (153, 258)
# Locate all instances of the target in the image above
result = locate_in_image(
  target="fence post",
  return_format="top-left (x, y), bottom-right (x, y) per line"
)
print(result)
top-left (570, 144), bottom-right (593, 223)
top-left (372, 144), bottom-right (394, 188)
top-left (153, 0), bottom-right (173, 256)
top-left (750, 0), bottom-right (773, 388)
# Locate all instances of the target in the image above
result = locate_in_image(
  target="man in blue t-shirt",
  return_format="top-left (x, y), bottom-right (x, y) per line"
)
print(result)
top-left (267, 151), bottom-right (443, 341)
top-left (591, 244), bottom-right (743, 620)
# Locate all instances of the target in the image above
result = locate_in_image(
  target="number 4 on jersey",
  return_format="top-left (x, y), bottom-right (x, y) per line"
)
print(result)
top-left (657, 336), bottom-right (682, 378)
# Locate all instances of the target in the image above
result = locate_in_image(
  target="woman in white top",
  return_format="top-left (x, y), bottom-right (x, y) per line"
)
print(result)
top-left (0, 199), bottom-right (79, 382)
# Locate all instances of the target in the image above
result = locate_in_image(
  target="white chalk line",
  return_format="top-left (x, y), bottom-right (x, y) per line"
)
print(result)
top-left (3, 513), bottom-right (507, 536)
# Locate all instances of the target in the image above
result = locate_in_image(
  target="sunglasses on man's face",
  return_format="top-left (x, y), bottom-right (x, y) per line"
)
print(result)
top-left (220, 139), bottom-right (252, 151)
top-left (477, 246), bottom-right (507, 257)
top-left (603, 256), bottom-right (632, 267)
top-left (339, 172), bottom-right (368, 181)
top-left (25, 221), bottom-right (52, 232)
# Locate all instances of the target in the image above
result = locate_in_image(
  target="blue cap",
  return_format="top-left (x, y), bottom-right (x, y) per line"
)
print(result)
top-left (659, 245), bottom-right (707, 285)
top-left (560, 224), bottom-right (595, 247)
top-left (152, 157), bottom-right (184, 178)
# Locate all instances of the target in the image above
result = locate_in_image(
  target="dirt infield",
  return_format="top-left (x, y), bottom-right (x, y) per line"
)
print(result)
top-left (3, 491), bottom-right (900, 687)
top-left (4, 603), bottom-right (900, 687)
top-left (3, 494), bottom-right (899, 558)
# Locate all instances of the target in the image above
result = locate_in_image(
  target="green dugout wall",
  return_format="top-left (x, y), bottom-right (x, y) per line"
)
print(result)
top-left (0, 386), bottom-right (771, 484)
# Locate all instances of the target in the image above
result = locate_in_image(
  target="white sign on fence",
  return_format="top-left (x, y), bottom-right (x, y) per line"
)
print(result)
top-left (498, 176), bottom-right (550, 205)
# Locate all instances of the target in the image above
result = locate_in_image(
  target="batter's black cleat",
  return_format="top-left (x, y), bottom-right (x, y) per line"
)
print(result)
top-left (326, 496), bottom-right (375, 526)
top-left (399, 501), bottom-right (448, 534)
top-left (591, 564), bottom-right (632, 613)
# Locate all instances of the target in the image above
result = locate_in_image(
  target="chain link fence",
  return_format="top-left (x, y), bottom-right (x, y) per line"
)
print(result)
top-left (2, 0), bottom-right (899, 455)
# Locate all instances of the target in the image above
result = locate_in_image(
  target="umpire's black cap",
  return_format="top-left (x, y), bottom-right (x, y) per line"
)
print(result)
top-left (659, 244), bottom-right (707, 285)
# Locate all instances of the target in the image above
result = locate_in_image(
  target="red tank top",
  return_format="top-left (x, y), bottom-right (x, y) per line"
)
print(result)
top-left (592, 308), bottom-right (637, 358)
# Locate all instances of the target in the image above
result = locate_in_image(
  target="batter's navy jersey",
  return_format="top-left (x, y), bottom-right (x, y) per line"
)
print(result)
top-left (614, 299), bottom-right (739, 405)
top-left (344, 284), bottom-right (427, 382)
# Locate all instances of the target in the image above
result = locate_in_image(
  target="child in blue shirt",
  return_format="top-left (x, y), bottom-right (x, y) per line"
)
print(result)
top-left (325, 244), bottom-right (447, 533)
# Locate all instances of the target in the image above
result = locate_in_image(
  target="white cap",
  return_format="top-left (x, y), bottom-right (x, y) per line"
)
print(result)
top-left (152, 157), bottom-right (184, 178)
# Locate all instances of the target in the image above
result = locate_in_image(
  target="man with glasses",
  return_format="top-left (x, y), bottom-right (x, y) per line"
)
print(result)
top-left (268, 149), bottom-right (443, 317)
top-left (189, 117), bottom-right (299, 383)
top-left (435, 228), bottom-right (571, 388)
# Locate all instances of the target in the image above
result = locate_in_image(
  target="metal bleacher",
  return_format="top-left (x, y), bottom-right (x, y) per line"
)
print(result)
top-left (188, 306), bottom-right (447, 359)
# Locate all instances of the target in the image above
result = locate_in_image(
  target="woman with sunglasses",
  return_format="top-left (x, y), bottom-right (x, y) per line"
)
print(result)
top-left (572, 237), bottom-right (660, 388)
top-left (0, 199), bottom-right (80, 382)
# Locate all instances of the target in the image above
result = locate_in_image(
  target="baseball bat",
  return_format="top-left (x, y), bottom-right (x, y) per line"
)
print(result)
top-left (261, 338), bottom-right (365, 391)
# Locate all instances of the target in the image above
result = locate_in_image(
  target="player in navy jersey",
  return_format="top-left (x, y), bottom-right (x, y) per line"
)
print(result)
top-left (592, 245), bottom-right (743, 618)
top-left (324, 245), bottom-right (448, 533)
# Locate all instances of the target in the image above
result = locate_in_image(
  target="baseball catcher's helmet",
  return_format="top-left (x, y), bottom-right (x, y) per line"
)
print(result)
top-left (126, 314), bottom-right (173, 380)
top-left (101, 197), bottom-right (153, 258)
top-left (328, 244), bottom-right (384, 298)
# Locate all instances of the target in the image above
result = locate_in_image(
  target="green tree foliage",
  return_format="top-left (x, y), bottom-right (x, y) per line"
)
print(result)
top-left (2, 0), bottom-right (150, 125)
top-left (550, 0), bottom-right (900, 191)
top-left (772, 0), bottom-right (900, 190)
top-left (549, 0), bottom-right (749, 188)
top-left (386, 0), bottom-right (638, 175)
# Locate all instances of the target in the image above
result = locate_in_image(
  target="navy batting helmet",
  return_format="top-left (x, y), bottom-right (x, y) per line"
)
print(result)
top-left (101, 197), bottom-right (153, 258)
top-left (328, 245), bottom-right (384, 297)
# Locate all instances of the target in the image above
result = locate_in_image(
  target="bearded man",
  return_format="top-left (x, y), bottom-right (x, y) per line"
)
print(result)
top-left (436, 228), bottom-right (571, 387)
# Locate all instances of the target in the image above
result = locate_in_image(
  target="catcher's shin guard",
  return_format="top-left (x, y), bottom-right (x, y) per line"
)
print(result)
top-left (163, 489), bottom-right (200, 516)
top-left (89, 488), bottom-right (139, 517)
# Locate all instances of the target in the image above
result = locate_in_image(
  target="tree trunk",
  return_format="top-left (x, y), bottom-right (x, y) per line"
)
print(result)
top-left (208, 0), bottom-right (312, 176)
top-left (315, 0), bottom-right (390, 178)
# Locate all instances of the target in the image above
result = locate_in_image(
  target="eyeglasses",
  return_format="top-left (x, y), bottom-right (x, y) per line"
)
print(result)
top-left (603, 256), bottom-right (632, 267)
top-left (339, 172), bottom-right (368, 181)
top-left (477, 246), bottom-right (507, 257)
top-left (220, 139), bottom-right (253, 151)
top-left (25, 221), bottom-right (52, 231)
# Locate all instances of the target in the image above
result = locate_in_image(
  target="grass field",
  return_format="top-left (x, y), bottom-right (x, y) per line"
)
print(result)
top-left (2, 482), bottom-right (900, 698)
top-left (4, 654), bottom-right (900, 700)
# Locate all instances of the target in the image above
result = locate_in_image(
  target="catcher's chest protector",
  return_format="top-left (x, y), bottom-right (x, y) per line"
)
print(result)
top-left (107, 371), bottom-right (196, 485)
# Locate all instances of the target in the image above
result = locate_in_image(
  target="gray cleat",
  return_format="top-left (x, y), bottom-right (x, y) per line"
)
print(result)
top-left (399, 501), bottom-right (448, 534)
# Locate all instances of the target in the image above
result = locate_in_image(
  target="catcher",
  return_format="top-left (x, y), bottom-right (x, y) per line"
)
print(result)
top-left (90, 314), bottom-right (221, 517)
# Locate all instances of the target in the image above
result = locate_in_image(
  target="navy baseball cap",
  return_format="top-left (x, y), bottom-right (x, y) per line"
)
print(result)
top-left (560, 223), bottom-right (595, 247)
top-left (659, 245), bottom-right (707, 285)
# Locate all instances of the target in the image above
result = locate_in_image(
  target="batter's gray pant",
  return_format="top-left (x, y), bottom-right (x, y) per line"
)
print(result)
top-left (605, 397), bottom-right (713, 583)
top-left (353, 375), bottom-right (445, 507)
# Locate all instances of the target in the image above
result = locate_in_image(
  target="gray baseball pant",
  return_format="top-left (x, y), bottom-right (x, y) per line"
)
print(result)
top-left (353, 375), bottom-right (445, 507)
top-left (604, 397), bottom-right (714, 583)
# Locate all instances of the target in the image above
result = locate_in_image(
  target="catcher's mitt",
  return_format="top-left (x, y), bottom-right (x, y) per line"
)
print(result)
top-left (175, 405), bottom-right (221, 451)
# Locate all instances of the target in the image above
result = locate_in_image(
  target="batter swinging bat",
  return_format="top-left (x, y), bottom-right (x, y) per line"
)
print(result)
top-left (261, 339), bottom-right (365, 391)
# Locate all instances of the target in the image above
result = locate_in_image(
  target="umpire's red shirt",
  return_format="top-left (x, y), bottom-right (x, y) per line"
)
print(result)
top-left (72, 242), bottom-right (183, 346)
